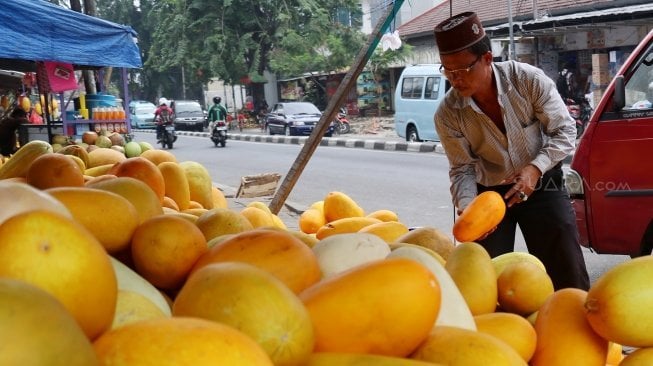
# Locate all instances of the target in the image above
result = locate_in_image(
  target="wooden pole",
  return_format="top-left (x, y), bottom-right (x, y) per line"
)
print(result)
top-left (268, 0), bottom-right (405, 214)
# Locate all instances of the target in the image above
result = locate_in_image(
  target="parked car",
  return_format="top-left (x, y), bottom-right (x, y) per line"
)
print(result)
top-left (128, 100), bottom-right (157, 129)
top-left (565, 28), bottom-right (653, 257)
top-left (264, 102), bottom-right (334, 137)
top-left (394, 64), bottom-right (449, 142)
top-left (171, 100), bottom-right (204, 131)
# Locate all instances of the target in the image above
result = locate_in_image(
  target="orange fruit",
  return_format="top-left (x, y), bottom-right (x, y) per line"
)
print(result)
top-left (174, 262), bottom-right (315, 366)
top-left (93, 317), bottom-right (273, 365)
top-left (192, 228), bottom-right (321, 294)
top-left (108, 157), bottom-right (166, 203)
top-left (497, 261), bottom-right (554, 316)
top-left (26, 152), bottom-right (85, 189)
top-left (46, 187), bottom-right (140, 253)
top-left (0, 210), bottom-right (117, 340)
top-left (474, 312), bottom-right (538, 362)
top-left (300, 257), bottom-right (440, 357)
top-left (131, 215), bottom-right (208, 290)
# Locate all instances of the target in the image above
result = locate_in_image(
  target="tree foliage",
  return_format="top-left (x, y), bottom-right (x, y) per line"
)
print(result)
top-left (49, 0), bottom-right (394, 108)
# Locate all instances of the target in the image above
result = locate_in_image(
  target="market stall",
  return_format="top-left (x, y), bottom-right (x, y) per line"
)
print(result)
top-left (0, 0), bottom-right (142, 145)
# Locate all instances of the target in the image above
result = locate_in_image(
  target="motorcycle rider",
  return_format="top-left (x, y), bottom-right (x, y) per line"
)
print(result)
top-left (207, 96), bottom-right (228, 130)
top-left (154, 98), bottom-right (174, 142)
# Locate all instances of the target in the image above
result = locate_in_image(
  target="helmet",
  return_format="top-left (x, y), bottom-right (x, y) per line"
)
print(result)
top-left (158, 97), bottom-right (168, 106)
top-left (213, 96), bottom-right (221, 104)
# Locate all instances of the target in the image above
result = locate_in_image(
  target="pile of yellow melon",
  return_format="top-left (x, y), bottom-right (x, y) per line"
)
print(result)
top-left (2, 140), bottom-right (653, 365)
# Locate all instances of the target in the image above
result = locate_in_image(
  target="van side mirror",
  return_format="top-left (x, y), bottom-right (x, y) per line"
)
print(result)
top-left (613, 75), bottom-right (625, 110)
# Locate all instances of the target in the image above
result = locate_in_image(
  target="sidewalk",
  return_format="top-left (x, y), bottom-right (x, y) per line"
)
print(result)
top-left (168, 127), bottom-right (446, 154)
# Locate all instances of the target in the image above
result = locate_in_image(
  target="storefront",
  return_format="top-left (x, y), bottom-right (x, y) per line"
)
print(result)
top-left (0, 0), bottom-right (142, 144)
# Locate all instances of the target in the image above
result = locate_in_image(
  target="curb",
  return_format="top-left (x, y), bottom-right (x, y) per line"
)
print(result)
top-left (137, 129), bottom-right (445, 154)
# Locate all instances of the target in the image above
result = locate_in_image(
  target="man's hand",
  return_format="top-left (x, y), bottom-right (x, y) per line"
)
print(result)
top-left (503, 164), bottom-right (542, 207)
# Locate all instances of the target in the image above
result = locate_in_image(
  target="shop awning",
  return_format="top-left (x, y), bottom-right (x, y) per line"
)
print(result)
top-left (0, 0), bottom-right (142, 69)
top-left (485, 3), bottom-right (653, 37)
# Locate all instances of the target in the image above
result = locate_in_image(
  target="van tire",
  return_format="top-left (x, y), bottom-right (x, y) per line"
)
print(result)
top-left (406, 125), bottom-right (421, 142)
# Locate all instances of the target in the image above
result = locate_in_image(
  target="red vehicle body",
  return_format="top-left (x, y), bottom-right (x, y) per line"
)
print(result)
top-left (567, 29), bottom-right (653, 256)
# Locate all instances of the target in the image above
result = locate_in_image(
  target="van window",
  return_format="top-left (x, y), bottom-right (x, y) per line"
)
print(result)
top-left (401, 77), bottom-right (424, 99)
top-left (424, 77), bottom-right (442, 100)
top-left (624, 48), bottom-right (653, 110)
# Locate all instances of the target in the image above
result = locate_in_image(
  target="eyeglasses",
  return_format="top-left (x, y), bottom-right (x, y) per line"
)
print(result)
top-left (439, 55), bottom-right (482, 79)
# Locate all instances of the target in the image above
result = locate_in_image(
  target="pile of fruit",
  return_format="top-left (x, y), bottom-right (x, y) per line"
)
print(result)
top-left (1, 140), bottom-right (653, 365)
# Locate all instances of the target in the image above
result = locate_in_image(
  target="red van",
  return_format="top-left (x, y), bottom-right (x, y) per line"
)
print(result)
top-left (566, 29), bottom-right (653, 257)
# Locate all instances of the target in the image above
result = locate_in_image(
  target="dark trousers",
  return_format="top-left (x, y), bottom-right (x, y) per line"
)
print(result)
top-left (477, 163), bottom-right (590, 290)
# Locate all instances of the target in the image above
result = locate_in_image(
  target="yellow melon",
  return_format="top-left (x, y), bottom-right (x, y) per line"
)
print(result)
top-left (174, 262), bottom-right (315, 366)
top-left (531, 288), bottom-right (608, 366)
top-left (0, 180), bottom-right (72, 226)
top-left (300, 258), bottom-right (441, 357)
top-left (619, 347), bottom-right (653, 365)
top-left (86, 176), bottom-right (164, 224)
top-left (195, 207), bottom-right (254, 241)
top-left (0, 211), bottom-right (117, 340)
top-left (393, 226), bottom-right (455, 260)
top-left (111, 290), bottom-right (167, 330)
top-left (192, 228), bottom-right (321, 294)
top-left (585, 256), bottom-right (653, 347)
top-left (322, 191), bottom-right (364, 222)
top-left (299, 207), bottom-right (327, 234)
top-left (358, 220), bottom-right (409, 243)
top-left (496, 261), bottom-right (554, 316)
top-left (474, 312), bottom-right (537, 362)
top-left (0, 278), bottom-right (99, 365)
top-left (93, 317), bottom-right (273, 365)
top-left (315, 216), bottom-right (382, 240)
top-left (411, 325), bottom-right (526, 365)
top-left (444, 242), bottom-right (497, 315)
top-left (179, 161), bottom-right (214, 209)
top-left (491, 251), bottom-right (547, 278)
top-left (46, 187), bottom-right (140, 253)
top-left (305, 352), bottom-right (438, 365)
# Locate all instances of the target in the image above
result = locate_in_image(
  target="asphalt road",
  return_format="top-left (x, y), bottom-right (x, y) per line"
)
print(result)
top-left (134, 131), bottom-right (630, 285)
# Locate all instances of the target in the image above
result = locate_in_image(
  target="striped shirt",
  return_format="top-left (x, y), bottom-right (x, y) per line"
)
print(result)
top-left (434, 60), bottom-right (576, 210)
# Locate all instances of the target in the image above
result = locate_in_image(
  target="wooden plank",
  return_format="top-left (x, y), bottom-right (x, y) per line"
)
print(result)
top-left (235, 172), bottom-right (281, 198)
top-left (268, 0), bottom-right (405, 214)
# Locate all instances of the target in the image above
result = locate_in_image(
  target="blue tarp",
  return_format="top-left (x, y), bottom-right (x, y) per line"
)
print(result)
top-left (0, 0), bottom-right (142, 68)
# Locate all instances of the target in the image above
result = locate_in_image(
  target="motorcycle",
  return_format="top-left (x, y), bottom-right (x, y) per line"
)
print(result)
top-left (210, 120), bottom-right (228, 147)
top-left (565, 96), bottom-right (592, 139)
top-left (156, 118), bottom-right (177, 149)
top-left (333, 107), bottom-right (351, 135)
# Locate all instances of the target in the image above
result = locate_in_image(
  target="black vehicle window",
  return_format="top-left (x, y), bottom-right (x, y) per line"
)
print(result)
top-left (424, 77), bottom-right (442, 100)
top-left (401, 77), bottom-right (424, 99)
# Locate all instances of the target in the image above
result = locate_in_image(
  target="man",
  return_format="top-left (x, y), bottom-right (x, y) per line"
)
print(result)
top-left (154, 98), bottom-right (173, 142)
top-left (207, 97), bottom-right (227, 130)
top-left (0, 108), bottom-right (28, 156)
top-left (433, 12), bottom-right (590, 290)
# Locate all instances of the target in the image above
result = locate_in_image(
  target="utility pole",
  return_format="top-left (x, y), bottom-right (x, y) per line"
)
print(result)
top-left (181, 64), bottom-right (186, 99)
top-left (508, 0), bottom-right (515, 60)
